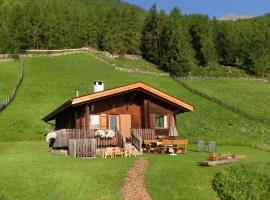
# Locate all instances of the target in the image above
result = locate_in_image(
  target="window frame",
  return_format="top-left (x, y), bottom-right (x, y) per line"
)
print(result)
top-left (155, 114), bottom-right (168, 129)
top-left (109, 115), bottom-right (119, 130)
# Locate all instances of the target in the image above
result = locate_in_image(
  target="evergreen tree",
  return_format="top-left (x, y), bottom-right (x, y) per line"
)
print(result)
top-left (187, 14), bottom-right (218, 67)
top-left (159, 7), bottom-right (191, 76)
top-left (141, 4), bottom-right (162, 64)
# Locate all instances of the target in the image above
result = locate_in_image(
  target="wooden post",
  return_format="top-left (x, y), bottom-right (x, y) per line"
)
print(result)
top-left (139, 136), bottom-right (142, 155)
top-left (85, 104), bottom-right (90, 129)
top-left (69, 139), bottom-right (76, 157)
top-left (143, 99), bottom-right (149, 128)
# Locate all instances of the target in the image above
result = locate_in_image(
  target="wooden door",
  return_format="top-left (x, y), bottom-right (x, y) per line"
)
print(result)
top-left (119, 114), bottom-right (131, 138)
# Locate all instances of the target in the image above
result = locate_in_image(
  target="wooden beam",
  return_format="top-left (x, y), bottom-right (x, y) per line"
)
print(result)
top-left (85, 104), bottom-right (90, 129)
top-left (143, 99), bottom-right (149, 128)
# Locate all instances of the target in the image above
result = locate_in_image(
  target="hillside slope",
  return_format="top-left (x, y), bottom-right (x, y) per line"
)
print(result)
top-left (0, 53), bottom-right (269, 150)
top-left (184, 80), bottom-right (270, 123)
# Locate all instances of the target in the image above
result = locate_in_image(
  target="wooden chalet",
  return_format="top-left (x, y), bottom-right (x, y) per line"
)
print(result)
top-left (43, 81), bottom-right (194, 157)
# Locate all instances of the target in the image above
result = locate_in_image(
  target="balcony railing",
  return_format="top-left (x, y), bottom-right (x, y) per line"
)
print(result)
top-left (131, 129), bottom-right (156, 140)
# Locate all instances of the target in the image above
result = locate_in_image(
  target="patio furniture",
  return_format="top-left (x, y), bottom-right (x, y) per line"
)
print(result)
top-left (124, 147), bottom-right (137, 157)
top-left (144, 140), bottom-right (159, 153)
top-left (103, 147), bottom-right (114, 158)
top-left (114, 147), bottom-right (125, 157)
top-left (172, 140), bottom-right (188, 154)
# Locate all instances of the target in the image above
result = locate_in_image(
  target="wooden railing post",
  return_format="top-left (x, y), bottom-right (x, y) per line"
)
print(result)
top-left (139, 136), bottom-right (142, 155)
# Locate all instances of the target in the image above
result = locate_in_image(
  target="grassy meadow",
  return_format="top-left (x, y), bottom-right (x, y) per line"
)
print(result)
top-left (0, 142), bottom-right (269, 200)
top-left (0, 142), bottom-right (134, 200)
top-left (145, 145), bottom-right (270, 200)
top-left (184, 80), bottom-right (270, 123)
top-left (0, 60), bottom-right (21, 102)
top-left (0, 53), bottom-right (269, 150)
top-left (0, 53), bottom-right (270, 200)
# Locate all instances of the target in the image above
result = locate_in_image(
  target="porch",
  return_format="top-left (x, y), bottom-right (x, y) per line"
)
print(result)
top-left (50, 128), bottom-right (186, 157)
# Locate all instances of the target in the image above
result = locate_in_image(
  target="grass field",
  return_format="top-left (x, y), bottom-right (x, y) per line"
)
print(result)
top-left (145, 145), bottom-right (270, 200)
top-left (0, 53), bottom-right (270, 200)
top-left (184, 80), bottom-right (270, 123)
top-left (0, 60), bottom-right (21, 103)
top-left (0, 142), bottom-right (134, 200)
top-left (0, 53), bottom-right (269, 150)
top-left (0, 142), bottom-right (269, 200)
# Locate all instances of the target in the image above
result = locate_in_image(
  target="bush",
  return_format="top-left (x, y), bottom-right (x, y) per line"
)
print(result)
top-left (213, 162), bottom-right (270, 200)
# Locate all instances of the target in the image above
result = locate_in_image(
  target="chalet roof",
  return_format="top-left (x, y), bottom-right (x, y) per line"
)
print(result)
top-left (43, 82), bottom-right (194, 121)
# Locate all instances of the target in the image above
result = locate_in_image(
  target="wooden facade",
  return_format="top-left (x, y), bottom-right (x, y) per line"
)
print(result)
top-left (44, 82), bottom-right (194, 140)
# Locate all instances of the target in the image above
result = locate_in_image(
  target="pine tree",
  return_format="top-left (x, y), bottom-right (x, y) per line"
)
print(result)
top-left (159, 7), bottom-right (191, 76)
top-left (141, 4), bottom-right (162, 64)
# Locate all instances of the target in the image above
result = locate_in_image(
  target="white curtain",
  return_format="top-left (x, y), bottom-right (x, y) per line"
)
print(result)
top-left (169, 116), bottom-right (178, 137)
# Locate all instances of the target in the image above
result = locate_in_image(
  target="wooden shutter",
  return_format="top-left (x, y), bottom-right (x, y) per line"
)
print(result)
top-left (100, 114), bottom-right (107, 129)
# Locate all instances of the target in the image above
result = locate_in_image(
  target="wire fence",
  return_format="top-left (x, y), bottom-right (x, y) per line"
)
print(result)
top-left (0, 56), bottom-right (24, 112)
top-left (175, 76), bottom-right (268, 82)
top-left (176, 79), bottom-right (270, 125)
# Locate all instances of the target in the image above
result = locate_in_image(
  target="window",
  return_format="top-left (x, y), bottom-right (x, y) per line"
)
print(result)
top-left (90, 115), bottom-right (100, 129)
top-left (156, 115), bottom-right (167, 128)
top-left (109, 115), bottom-right (118, 130)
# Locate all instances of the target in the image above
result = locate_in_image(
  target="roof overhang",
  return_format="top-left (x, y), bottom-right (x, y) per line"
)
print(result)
top-left (43, 82), bottom-right (194, 122)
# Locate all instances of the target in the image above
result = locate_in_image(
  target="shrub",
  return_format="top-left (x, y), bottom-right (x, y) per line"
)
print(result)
top-left (213, 162), bottom-right (270, 200)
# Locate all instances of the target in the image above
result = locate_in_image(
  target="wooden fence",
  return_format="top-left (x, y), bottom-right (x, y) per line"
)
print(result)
top-left (175, 76), bottom-right (268, 82)
top-left (131, 129), bottom-right (155, 140)
top-left (0, 57), bottom-right (24, 112)
top-left (69, 139), bottom-right (97, 157)
top-left (53, 129), bottom-right (122, 148)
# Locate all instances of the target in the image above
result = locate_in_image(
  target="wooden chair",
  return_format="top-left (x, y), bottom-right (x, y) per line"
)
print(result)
top-left (103, 147), bottom-right (114, 158)
top-left (113, 147), bottom-right (124, 157)
top-left (124, 147), bottom-right (137, 157)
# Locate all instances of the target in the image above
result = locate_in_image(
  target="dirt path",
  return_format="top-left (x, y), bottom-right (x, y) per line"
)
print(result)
top-left (120, 157), bottom-right (152, 200)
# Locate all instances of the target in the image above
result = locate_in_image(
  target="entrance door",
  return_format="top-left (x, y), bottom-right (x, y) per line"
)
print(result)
top-left (119, 114), bottom-right (131, 139)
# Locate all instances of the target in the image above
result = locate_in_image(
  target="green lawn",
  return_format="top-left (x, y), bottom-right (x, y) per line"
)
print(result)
top-left (0, 142), bottom-right (269, 200)
top-left (93, 51), bottom-right (164, 74)
top-left (0, 142), bottom-right (135, 200)
top-left (184, 80), bottom-right (270, 123)
top-left (0, 53), bottom-right (270, 199)
top-left (145, 145), bottom-right (270, 200)
top-left (0, 53), bottom-right (269, 151)
top-left (0, 60), bottom-right (21, 103)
